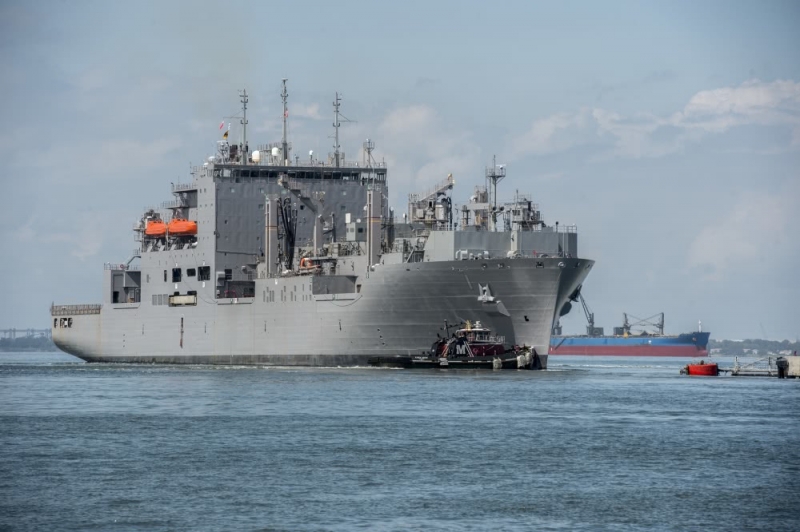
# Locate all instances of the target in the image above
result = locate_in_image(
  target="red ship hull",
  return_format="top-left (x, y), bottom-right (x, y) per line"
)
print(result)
top-left (549, 345), bottom-right (708, 357)
top-left (550, 331), bottom-right (710, 357)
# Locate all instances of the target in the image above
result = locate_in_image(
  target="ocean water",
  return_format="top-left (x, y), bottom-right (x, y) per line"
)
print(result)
top-left (1, 352), bottom-right (798, 532)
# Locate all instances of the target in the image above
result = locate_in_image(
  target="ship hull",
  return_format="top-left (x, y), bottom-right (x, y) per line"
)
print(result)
top-left (53, 257), bottom-right (594, 369)
top-left (549, 332), bottom-right (710, 357)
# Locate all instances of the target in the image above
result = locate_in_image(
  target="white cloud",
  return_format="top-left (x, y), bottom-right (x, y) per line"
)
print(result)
top-left (290, 103), bottom-right (323, 120)
top-left (509, 109), bottom-right (594, 158)
top-left (591, 109), bottom-right (681, 159)
top-left (380, 105), bottom-right (436, 135)
top-left (687, 188), bottom-right (798, 280)
top-left (376, 105), bottom-right (483, 203)
top-left (509, 79), bottom-right (800, 160)
top-left (32, 137), bottom-right (184, 182)
top-left (12, 212), bottom-right (107, 261)
top-left (677, 79), bottom-right (800, 128)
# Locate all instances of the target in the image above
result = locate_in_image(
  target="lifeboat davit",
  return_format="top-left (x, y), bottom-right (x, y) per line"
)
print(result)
top-left (145, 220), bottom-right (167, 237)
top-left (685, 361), bottom-right (718, 376)
top-left (167, 218), bottom-right (198, 236)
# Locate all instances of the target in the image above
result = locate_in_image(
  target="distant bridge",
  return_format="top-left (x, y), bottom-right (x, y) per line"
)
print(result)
top-left (0, 329), bottom-right (52, 340)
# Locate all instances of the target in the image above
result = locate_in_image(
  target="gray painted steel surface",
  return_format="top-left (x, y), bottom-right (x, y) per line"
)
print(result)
top-left (53, 257), bottom-right (592, 368)
top-left (52, 93), bottom-right (593, 369)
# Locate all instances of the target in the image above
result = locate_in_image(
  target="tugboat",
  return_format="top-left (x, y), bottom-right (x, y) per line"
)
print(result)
top-left (369, 320), bottom-right (544, 370)
top-left (432, 321), bottom-right (506, 358)
top-left (681, 360), bottom-right (719, 376)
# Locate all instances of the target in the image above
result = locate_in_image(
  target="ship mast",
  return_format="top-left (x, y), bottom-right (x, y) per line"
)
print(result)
top-left (485, 155), bottom-right (506, 231)
top-left (281, 79), bottom-right (289, 165)
top-left (240, 89), bottom-right (248, 165)
top-left (333, 92), bottom-right (341, 168)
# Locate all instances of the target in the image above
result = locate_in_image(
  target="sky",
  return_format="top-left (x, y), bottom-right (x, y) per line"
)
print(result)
top-left (1, 0), bottom-right (798, 340)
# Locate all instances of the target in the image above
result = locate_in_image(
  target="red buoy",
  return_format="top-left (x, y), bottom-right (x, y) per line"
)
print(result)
top-left (685, 361), bottom-right (718, 376)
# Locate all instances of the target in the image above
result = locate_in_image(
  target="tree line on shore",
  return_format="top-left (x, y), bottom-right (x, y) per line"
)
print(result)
top-left (710, 339), bottom-right (799, 356)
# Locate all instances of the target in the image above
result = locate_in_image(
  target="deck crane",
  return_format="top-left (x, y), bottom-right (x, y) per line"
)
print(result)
top-left (407, 174), bottom-right (455, 230)
top-left (622, 312), bottom-right (665, 336)
top-left (579, 293), bottom-right (603, 337)
top-left (552, 288), bottom-right (603, 337)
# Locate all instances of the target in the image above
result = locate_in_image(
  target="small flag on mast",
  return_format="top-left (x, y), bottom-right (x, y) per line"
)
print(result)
top-left (222, 130), bottom-right (229, 140)
top-left (219, 120), bottom-right (225, 130)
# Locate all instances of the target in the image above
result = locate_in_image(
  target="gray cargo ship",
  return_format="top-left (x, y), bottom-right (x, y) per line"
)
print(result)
top-left (51, 82), bottom-right (593, 368)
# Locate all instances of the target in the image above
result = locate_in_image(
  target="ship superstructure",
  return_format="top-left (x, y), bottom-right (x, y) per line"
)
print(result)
top-left (52, 82), bottom-right (594, 367)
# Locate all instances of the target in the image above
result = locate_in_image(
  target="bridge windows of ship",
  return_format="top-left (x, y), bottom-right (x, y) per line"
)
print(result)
top-left (198, 266), bottom-right (211, 281)
top-left (187, 268), bottom-right (196, 277)
top-left (172, 268), bottom-right (182, 283)
top-left (54, 317), bottom-right (73, 328)
top-left (213, 167), bottom-right (387, 182)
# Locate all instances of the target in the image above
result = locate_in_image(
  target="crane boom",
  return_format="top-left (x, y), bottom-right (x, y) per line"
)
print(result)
top-left (579, 294), bottom-right (602, 336)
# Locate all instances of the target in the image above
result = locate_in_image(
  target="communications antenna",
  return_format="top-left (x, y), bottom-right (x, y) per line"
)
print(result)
top-left (485, 155), bottom-right (506, 231)
top-left (332, 92), bottom-right (355, 167)
top-left (281, 79), bottom-right (289, 165)
top-left (239, 89), bottom-right (248, 165)
top-left (363, 139), bottom-right (376, 168)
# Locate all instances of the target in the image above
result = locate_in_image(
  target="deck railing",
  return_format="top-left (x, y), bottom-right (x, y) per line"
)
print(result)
top-left (171, 182), bottom-right (197, 192)
top-left (50, 304), bottom-right (102, 316)
top-left (104, 263), bottom-right (140, 271)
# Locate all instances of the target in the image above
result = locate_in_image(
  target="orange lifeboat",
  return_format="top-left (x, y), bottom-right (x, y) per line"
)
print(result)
top-left (145, 220), bottom-right (167, 237)
top-left (167, 218), bottom-right (198, 236)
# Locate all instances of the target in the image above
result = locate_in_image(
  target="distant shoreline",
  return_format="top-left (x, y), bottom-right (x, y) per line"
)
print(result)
top-left (0, 338), bottom-right (58, 352)
top-left (0, 347), bottom-right (60, 353)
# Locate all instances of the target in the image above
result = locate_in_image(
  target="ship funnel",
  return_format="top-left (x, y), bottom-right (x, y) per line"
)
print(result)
top-left (366, 188), bottom-right (381, 271)
top-left (264, 196), bottom-right (279, 276)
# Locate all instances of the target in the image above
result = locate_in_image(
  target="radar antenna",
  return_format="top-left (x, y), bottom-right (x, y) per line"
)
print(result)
top-left (363, 139), bottom-right (376, 168)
